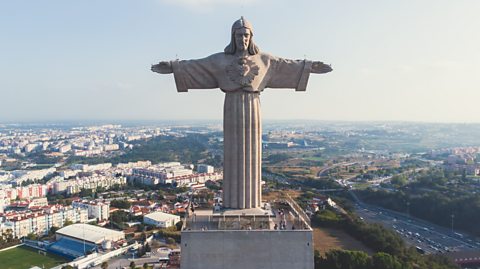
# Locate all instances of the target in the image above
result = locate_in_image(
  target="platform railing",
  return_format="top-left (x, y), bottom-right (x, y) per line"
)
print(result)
top-left (281, 193), bottom-right (312, 229)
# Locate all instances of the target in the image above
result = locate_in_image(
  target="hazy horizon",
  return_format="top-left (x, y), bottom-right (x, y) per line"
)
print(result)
top-left (3, 118), bottom-right (480, 126)
top-left (2, 0), bottom-right (479, 123)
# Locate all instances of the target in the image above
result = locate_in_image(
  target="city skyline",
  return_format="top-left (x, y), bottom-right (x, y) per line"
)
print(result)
top-left (2, 0), bottom-right (480, 123)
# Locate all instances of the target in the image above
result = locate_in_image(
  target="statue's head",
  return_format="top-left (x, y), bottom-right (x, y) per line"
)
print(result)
top-left (224, 17), bottom-right (260, 55)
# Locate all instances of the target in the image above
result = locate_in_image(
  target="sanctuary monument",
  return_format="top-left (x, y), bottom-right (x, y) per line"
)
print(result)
top-left (152, 17), bottom-right (332, 210)
top-left (152, 17), bottom-right (331, 269)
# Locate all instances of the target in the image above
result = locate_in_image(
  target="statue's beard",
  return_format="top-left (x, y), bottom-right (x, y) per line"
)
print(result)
top-left (236, 43), bottom-right (248, 52)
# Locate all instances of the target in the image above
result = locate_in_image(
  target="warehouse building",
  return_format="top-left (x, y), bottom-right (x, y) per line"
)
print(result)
top-left (144, 211), bottom-right (181, 228)
top-left (55, 223), bottom-right (124, 244)
top-left (49, 224), bottom-right (125, 259)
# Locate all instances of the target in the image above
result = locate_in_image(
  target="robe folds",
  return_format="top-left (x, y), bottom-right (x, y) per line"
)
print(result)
top-left (171, 52), bottom-right (313, 209)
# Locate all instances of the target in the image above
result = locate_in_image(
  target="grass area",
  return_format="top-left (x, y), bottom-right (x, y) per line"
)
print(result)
top-left (0, 246), bottom-right (68, 269)
top-left (313, 227), bottom-right (374, 256)
top-left (351, 182), bottom-right (371, 190)
top-left (302, 156), bottom-right (325, 162)
top-left (263, 190), bottom-right (301, 201)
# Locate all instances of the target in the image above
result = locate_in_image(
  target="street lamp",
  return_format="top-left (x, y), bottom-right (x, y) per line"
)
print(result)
top-left (406, 201), bottom-right (410, 217)
top-left (451, 214), bottom-right (454, 234)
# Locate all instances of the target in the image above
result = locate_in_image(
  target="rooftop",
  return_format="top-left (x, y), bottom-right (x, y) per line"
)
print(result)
top-left (56, 224), bottom-right (124, 244)
top-left (184, 197), bottom-right (311, 232)
top-left (144, 211), bottom-right (180, 221)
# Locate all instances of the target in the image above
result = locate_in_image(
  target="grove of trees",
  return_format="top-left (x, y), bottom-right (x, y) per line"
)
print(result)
top-left (357, 169), bottom-right (480, 236)
top-left (311, 209), bottom-right (459, 269)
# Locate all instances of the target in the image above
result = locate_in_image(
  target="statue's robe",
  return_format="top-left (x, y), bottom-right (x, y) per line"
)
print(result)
top-left (171, 52), bottom-right (313, 209)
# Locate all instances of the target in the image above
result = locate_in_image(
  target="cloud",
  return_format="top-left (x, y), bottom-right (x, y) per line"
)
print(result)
top-left (158, 0), bottom-right (257, 11)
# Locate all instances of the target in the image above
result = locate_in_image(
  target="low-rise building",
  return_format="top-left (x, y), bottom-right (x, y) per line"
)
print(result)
top-left (103, 144), bottom-right (119, 151)
top-left (72, 200), bottom-right (110, 221)
top-left (70, 163), bottom-right (112, 172)
top-left (197, 164), bottom-right (214, 174)
top-left (143, 211), bottom-right (181, 228)
top-left (129, 161), bottom-right (222, 187)
top-left (55, 223), bottom-right (124, 245)
top-left (52, 174), bottom-right (126, 195)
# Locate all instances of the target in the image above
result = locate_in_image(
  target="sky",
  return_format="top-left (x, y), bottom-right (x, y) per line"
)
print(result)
top-left (1, 0), bottom-right (479, 123)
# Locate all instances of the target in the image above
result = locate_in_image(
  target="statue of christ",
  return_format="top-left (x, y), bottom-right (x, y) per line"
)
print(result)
top-left (151, 17), bottom-right (332, 209)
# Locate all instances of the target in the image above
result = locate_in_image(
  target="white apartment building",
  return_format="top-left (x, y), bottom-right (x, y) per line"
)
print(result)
top-left (29, 197), bottom-right (48, 207)
top-left (197, 164), bottom-right (214, 173)
top-left (72, 200), bottom-right (110, 221)
top-left (130, 162), bottom-right (193, 186)
top-left (103, 144), bottom-right (119, 151)
top-left (59, 169), bottom-right (80, 178)
top-left (0, 198), bottom-right (9, 213)
top-left (58, 144), bottom-right (72, 153)
top-left (1, 205), bottom-right (88, 238)
top-left (24, 143), bottom-right (38, 153)
top-left (12, 167), bottom-right (56, 185)
top-left (70, 163), bottom-right (112, 172)
top-left (52, 175), bottom-right (126, 195)
top-left (115, 161), bottom-right (152, 169)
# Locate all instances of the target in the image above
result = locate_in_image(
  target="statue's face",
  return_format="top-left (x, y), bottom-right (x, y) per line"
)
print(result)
top-left (234, 28), bottom-right (251, 52)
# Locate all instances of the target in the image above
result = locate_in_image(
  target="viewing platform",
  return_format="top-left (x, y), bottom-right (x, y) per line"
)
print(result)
top-left (180, 194), bottom-right (314, 269)
top-left (183, 195), bottom-right (312, 232)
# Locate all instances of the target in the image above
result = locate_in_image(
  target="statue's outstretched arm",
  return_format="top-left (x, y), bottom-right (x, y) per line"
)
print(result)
top-left (311, 61), bottom-right (333, 74)
top-left (151, 61), bottom-right (173, 74)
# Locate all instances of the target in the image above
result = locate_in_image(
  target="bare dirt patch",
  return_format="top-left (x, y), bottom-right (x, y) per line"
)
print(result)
top-left (313, 227), bottom-right (374, 256)
top-left (263, 190), bottom-right (301, 201)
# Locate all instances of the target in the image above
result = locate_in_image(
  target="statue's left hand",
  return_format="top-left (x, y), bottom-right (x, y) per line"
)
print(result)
top-left (311, 61), bottom-right (332, 74)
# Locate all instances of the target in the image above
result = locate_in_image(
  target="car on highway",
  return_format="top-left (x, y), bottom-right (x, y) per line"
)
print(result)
top-left (415, 246), bottom-right (425, 254)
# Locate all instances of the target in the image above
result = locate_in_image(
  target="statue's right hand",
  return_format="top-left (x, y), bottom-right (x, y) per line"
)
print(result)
top-left (151, 61), bottom-right (173, 74)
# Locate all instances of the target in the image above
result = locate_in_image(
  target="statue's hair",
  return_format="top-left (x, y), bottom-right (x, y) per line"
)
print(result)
top-left (224, 17), bottom-right (260, 55)
top-left (224, 29), bottom-right (260, 55)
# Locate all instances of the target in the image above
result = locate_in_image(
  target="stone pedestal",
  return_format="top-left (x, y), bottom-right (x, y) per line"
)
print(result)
top-left (181, 229), bottom-right (314, 269)
top-left (181, 201), bottom-right (314, 269)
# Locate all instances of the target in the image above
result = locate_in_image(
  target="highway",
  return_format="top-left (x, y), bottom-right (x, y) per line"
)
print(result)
top-left (354, 202), bottom-right (480, 254)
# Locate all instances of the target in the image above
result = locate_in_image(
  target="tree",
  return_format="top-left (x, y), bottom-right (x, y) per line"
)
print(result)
top-left (101, 261), bottom-right (109, 269)
top-left (143, 263), bottom-right (149, 269)
top-left (166, 237), bottom-right (176, 244)
top-left (64, 218), bottom-right (74, 226)
top-left (26, 232), bottom-right (37, 240)
top-left (317, 250), bottom-right (370, 269)
top-left (266, 153), bottom-right (290, 164)
top-left (129, 261), bottom-right (136, 269)
top-left (371, 252), bottom-right (402, 269)
top-left (79, 188), bottom-right (93, 197)
top-left (157, 190), bottom-right (165, 200)
top-left (175, 221), bottom-right (184, 231)
top-left (110, 199), bottom-right (132, 209)
top-left (49, 226), bottom-right (60, 236)
top-left (390, 175), bottom-right (408, 187)
top-left (110, 210), bottom-right (130, 224)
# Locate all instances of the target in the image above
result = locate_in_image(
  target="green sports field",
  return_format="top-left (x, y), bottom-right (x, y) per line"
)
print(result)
top-left (0, 246), bottom-right (68, 269)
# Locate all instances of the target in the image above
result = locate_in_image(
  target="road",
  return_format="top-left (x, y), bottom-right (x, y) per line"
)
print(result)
top-left (93, 245), bottom-right (179, 269)
top-left (317, 162), bottom-right (358, 177)
top-left (354, 202), bottom-right (480, 254)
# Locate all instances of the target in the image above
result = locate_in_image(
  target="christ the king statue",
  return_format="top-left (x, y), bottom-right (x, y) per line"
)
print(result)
top-left (151, 17), bottom-right (332, 209)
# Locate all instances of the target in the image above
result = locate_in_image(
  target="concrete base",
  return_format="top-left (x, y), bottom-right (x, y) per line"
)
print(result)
top-left (213, 207), bottom-right (273, 216)
top-left (180, 229), bottom-right (314, 269)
